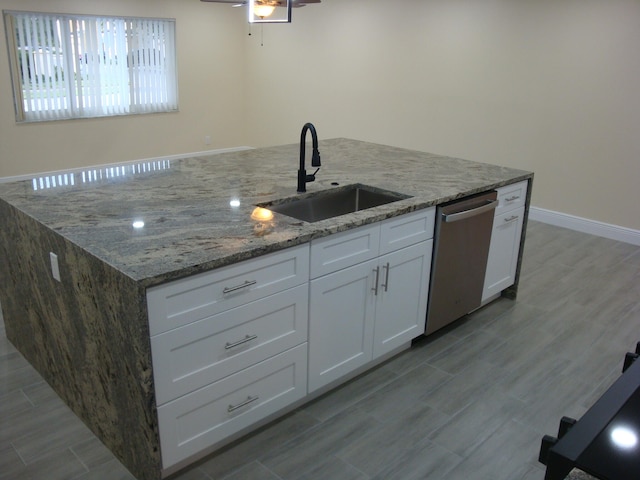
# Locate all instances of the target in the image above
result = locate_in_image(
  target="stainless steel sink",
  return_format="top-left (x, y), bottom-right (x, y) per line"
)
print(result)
top-left (259, 184), bottom-right (411, 223)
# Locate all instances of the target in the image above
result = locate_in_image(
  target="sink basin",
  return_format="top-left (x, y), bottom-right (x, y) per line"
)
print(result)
top-left (259, 184), bottom-right (411, 223)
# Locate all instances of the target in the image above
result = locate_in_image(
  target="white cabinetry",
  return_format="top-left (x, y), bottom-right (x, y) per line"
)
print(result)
top-left (308, 209), bottom-right (435, 392)
top-left (147, 245), bottom-right (309, 468)
top-left (482, 181), bottom-right (528, 301)
top-left (374, 243), bottom-right (432, 357)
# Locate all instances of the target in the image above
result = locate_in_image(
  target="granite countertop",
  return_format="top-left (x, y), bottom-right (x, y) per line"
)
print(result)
top-left (567, 469), bottom-right (597, 479)
top-left (0, 138), bottom-right (532, 287)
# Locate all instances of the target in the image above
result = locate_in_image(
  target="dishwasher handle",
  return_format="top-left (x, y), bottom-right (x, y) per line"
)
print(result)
top-left (442, 199), bottom-right (499, 223)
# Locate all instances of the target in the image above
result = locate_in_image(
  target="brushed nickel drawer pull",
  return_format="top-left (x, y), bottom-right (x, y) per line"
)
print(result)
top-left (381, 262), bottom-right (390, 292)
top-left (372, 266), bottom-right (380, 296)
top-left (505, 195), bottom-right (520, 202)
top-left (504, 215), bottom-right (519, 223)
top-left (228, 395), bottom-right (259, 413)
top-left (225, 334), bottom-right (258, 350)
top-left (223, 280), bottom-right (257, 294)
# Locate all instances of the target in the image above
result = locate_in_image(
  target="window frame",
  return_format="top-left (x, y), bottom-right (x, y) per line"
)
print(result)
top-left (3, 10), bottom-right (179, 123)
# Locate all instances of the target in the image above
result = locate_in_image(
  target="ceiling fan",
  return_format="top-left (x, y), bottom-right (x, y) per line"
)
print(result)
top-left (200, 0), bottom-right (321, 8)
top-left (201, 0), bottom-right (321, 24)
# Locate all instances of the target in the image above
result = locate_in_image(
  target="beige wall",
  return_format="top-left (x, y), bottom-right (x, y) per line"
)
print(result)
top-left (243, 0), bottom-right (640, 230)
top-left (1, 0), bottom-right (639, 231)
top-left (0, 0), bottom-right (246, 177)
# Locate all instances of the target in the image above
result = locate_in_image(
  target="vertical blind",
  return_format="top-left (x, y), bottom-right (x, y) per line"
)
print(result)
top-left (4, 11), bottom-right (178, 122)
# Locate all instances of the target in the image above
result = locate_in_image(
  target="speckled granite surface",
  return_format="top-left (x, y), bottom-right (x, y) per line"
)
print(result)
top-left (0, 138), bottom-right (532, 287)
top-left (0, 139), bottom-right (533, 480)
top-left (0, 200), bottom-right (159, 479)
top-left (568, 469), bottom-right (598, 479)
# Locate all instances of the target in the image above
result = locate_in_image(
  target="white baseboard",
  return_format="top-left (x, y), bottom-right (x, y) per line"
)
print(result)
top-left (0, 146), bottom-right (254, 184)
top-left (529, 206), bottom-right (640, 246)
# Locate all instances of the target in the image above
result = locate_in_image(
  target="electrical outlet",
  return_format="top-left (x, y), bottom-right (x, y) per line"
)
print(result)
top-left (50, 252), bottom-right (61, 282)
top-left (204, 135), bottom-right (212, 145)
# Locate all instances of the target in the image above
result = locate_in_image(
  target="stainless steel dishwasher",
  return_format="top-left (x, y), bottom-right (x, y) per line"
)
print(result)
top-left (425, 190), bottom-right (498, 335)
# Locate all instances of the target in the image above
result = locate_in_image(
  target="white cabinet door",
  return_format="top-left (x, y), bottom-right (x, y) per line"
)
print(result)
top-left (308, 210), bottom-right (436, 393)
top-left (482, 207), bottom-right (525, 301)
top-left (308, 259), bottom-right (377, 393)
top-left (374, 240), bottom-right (432, 357)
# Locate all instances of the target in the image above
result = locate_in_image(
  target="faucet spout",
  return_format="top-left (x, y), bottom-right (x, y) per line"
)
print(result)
top-left (298, 122), bottom-right (321, 192)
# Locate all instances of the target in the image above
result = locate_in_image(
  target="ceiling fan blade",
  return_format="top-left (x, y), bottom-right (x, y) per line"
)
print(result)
top-left (291, 0), bottom-right (321, 6)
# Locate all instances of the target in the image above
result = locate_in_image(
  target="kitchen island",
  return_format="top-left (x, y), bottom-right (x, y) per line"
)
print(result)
top-left (0, 138), bottom-right (533, 479)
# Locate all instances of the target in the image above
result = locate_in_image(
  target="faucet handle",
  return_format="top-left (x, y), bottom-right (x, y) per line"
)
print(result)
top-left (306, 168), bottom-right (320, 183)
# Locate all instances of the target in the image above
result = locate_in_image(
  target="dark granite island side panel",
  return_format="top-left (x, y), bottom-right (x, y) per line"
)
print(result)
top-left (0, 200), bottom-right (161, 479)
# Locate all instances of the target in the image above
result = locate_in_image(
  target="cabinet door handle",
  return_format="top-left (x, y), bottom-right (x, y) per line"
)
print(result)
top-left (372, 266), bottom-right (380, 296)
top-left (223, 280), bottom-right (257, 294)
top-left (381, 262), bottom-right (390, 292)
top-left (225, 334), bottom-right (258, 350)
top-left (227, 395), bottom-right (259, 413)
top-left (504, 215), bottom-right (519, 223)
top-left (505, 195), bottom-right (520, 202)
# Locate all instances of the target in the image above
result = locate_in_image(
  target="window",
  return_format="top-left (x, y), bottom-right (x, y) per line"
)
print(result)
top-left (3, 11), bottom-right (178, 122)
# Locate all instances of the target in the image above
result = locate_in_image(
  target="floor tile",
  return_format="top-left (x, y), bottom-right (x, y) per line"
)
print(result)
top-left (370, 440), bottom-right (462, 480)
top-left (259, 406), bottom-right (380, 480)
top-left (12, 405), bottom-right (95, 464)
top-left (425, 330), bottom-right (505, 375)
top-left (296, 456), bottom-right (367, 480)
top-left (71, 459), bottom-right (136, 480)
top-left (353, 364), bottom-right (451, 422)
top-left (428, 389), bottom-right (526, 458)
top-left (337, 403), bottom-right (448, 476)
top-left (443, 419), bottom-right (542, 480)
top-left (198, 409), bottom-right (319, 479)
top-left (70, 436), bottom-right (118, 471)
top-left (424, 358), bottom-right (510, 416)
top-left (22, 447), bottom-right (87, 480)
top-left (302, 365), bottom-right (398, 422)
top-left (220, 461), bottom-right (280, 480)
top-left (0, 444), bottom-right (25, 480)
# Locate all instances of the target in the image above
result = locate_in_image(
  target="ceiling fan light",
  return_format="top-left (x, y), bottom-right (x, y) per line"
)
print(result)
top-left (249, 0), bottom-right (291, 23)
top-left (253, 4), bottom-right (275, 17)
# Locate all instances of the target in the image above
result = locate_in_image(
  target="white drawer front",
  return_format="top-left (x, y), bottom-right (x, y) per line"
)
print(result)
top-left (483, 207), bottom-right (525, 301)
top-left (151, 285), bottom-right (308, 405)
top-left (157, 344), bottom-right (307, 468)
top-left (379, 208), bottom-right (435, 255)
top-left (310, 224), bottom-right (379, 279)
top-left (148, 245), bottom-right (309, 335)
top-left (495, 180), bottom-right (528, 216)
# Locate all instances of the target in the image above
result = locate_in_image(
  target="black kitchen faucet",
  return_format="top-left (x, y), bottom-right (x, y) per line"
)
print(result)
top-left (297, 122), bottom-right (321, 192)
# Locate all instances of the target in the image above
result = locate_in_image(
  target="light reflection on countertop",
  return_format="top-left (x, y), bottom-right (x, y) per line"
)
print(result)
top-left (31, 159), bottom-right (173, 191)
top-left (0, 138), bottom-right (533, 286)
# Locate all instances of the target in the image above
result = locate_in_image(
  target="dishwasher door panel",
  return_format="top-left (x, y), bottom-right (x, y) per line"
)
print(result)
top-left (425, 191), bottom-right (497, 335)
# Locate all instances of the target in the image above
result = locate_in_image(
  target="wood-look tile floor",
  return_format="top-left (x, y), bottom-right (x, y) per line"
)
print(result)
top-left (1, 221), bottom-right (639, 480)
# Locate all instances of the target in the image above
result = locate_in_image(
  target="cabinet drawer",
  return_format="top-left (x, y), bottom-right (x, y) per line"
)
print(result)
top-left (147, 245), bottom-right (309, 335)
top-left (157, 344), bottom-right (307, 468)
top-left (495, 180), bottom-right (528, 216)
top-left (310, 224), bottom-right (380, 278)
top-left (379, 208), bottom-right (435, 255)
top-left (483, 207), bottom-right (525, 301)
top-left (151, 284), bottom-right (308, 405)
